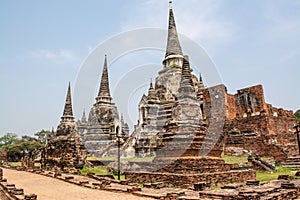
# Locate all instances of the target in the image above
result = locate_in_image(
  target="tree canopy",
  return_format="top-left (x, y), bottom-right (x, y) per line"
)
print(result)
top-left (0, 132), bottom-right (43, 161)
top-left (0, 133), bottom-right (19, 149)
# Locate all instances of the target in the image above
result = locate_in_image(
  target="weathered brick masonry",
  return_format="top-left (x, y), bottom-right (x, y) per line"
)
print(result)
top-left (203, 84), bottom-right (297, 161)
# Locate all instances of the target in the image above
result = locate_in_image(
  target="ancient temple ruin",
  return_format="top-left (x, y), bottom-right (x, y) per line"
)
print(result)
top-left (202, 84), bottom-right (298, 161)
top-left (41, 83), bottom-right (87, 174)
top-left (123, 2), bottom-right (253, 187)
top-left (122, 1), bottom-right (297, 161)
top-left (126, 54), bottom-right (255, 188)
top-left (77, 55), bottom-right (129, 157)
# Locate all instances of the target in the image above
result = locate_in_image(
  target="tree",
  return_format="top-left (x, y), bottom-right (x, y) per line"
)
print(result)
top-left (0, 133), bottom-right (19, 150)
top-left (0, 133), bottom-right (20, 161)
top-left (295, 109), bottom-right (300, 124)
top-left (0, 133), bottom-right (42, 161)
top-left (5, 143), bottom-right (23, 161)
top-left (6, 139), bottom-right (42, 161)
top-left (22, 135), bottom-right (38, 142)
top-left (34, 129), bottom-right (51, 144)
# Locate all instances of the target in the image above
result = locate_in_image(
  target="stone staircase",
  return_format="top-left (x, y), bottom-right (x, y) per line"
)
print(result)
top-left (281, 156), bottom-right (300, 170)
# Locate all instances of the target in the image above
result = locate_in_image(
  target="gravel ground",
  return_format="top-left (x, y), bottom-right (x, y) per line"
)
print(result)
top-left (2, 168), bottom-right (153, 200)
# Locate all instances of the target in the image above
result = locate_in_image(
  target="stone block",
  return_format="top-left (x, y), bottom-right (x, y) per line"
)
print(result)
top-left (221, 183), bottom-right (243, 189)
top-left (6, 184), bottom-right (16, 192)
top-left (127, 186), bottom-right (142, 193)
top-left (79, 180), bottom-right (89, 185)
top-left (64, 175), bottom-right (74, 180)
top-left (11, 188), bottom-right (24, 195)
top-left (278, 174), bottom-right (290, 180)
top-left (104, 174), bottom-right (115, 179)
top-left (120, 180), bottom-right (128, 185)
top-left (143, 183), bottom-right (152, 188)
top-left (91, 182), bottom-right (101, 186)
top-left (24, 194), bottom-right (37, 200)
top-left (87, 172), bottom-right (95, 176)
top-left (0, 178), bottom-right (7, 182)
top-left (152, 182), bottom-right (163, 189)
top-left (281, 182), bottom-right (295, 189)
top-left (54, 172), bottom-right (62, 177)
top-left (246, 180), bottom-right (259, 186)
top-left (194, 182), bottom-right (207, 191)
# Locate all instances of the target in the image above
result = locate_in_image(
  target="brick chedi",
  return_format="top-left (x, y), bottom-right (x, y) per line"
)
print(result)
top-left (41, 83), bottom-right (87, 174)
top-left (155, 56), bottom-right (221, 160)
top-left (126, 58), bottom-right (255, 188)
top-left (123, 1), bottom-right (205, 158)
top-left (77, 55), bottom-right (129, 157)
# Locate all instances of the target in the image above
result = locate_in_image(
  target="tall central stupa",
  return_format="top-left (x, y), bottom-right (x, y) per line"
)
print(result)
top-left (122, 1), bottom-right (205, 157)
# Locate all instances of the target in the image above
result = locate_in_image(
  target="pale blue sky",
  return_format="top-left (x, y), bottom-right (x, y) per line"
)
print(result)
top-left (0, 0), bottom-right (299, 136)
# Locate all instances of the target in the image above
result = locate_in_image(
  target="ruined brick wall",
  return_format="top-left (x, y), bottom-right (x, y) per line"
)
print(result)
top-left (267, 107), bottom-right (295, 135)
top-left (235, 85), bottom-right (268, 118)
top-left (224, 134), bottom-right (288, 161)
top-left (203, 84), bottom-right (227, 121)
top-left (126, 170), bottom-right (255, 188)
top-left (226, 94), bottom-right (236, 120)
top-left (223, 107), bottom-right (297, 160)
top-left (203, 84), bottom-right (297, 161)
top-left (203, 84), bottom-right (269, 122)
top-left (153, 157), bottom-right (231, 174)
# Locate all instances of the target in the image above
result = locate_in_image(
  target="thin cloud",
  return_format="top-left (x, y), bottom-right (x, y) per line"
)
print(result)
top-left (121, 0), bottom-right (237, 45)
top-left (176, 1), bottom-right (236, 43)
top-left (261, 2), bottom-right (300, 65)
top-left (280, 50), bottom-right (300, 63)
top-left (263, 1), bottom-right (300, 41)
top-left (25, 49), bottom-right (76, 63)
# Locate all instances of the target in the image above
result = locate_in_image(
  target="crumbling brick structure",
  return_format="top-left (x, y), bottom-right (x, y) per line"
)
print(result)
top-left (204, 84), bottom-right (297, 161)
top-left (41, 83), bottom-right (87, 174)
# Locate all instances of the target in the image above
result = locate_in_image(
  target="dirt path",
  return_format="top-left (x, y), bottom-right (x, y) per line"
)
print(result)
top-left (2, 168), bottom-right (152, 200)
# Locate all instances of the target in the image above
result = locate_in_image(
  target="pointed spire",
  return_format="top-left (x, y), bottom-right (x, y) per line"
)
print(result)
top-left (197, 73), bottom-right (205, 101)
top-left (178, 56), bottom-right (196, 97)
top-left (81, 109), bottom-right (87, 123)
top-left (51, 127), bottom-right (55, 136)
top-left (148, 79), bottom-right (156, 100)
top-left (62, 82), bottom-right (74, 120)
top-left (149, 78), bottom-right (154, 90)
top-left (57, 82), bottom-right (75, 136)
top-left (120, 113), bottom-right (129, 136)
top-left (198, 73), bottom-right (204, 90)
top-left (96, 55), bottom-right (112, 103)
top-left (121, 113), bottom-right (124, 123)
top-left (181, 56), bottom-right (194, 87)
top-left (98, 55), bottom-right (110, 97)
top-left (165, 1), bottom-right (183, 58)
